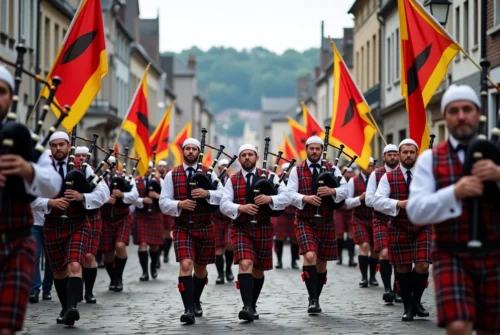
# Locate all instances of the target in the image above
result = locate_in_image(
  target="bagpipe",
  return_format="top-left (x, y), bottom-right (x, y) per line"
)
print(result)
top-left (0, 43), bottom-right (71, 211)
top-left (146, 150), bottom-right (162, 212)
top-left (109, 147), bottom-right (141, 218)
top-left (463, 113), bottom-right (500, 249)
top-left (250, 137), bottom-right (297, 221)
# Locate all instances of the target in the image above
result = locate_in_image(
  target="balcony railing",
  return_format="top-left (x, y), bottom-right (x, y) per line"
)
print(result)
top-left (88, 99), bottom-right (118, 116)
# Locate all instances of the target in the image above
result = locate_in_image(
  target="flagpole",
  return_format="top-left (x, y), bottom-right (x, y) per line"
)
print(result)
top-left (366, 111), bottom-right (388, 146)
top-left (458, 48), bottom-right (500, 92)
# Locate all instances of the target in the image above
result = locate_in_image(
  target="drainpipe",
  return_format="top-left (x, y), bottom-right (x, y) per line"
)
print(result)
top-left (34, 0), bottom-right (41, 124)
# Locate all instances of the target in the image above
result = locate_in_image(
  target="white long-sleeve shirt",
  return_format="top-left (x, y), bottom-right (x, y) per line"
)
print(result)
top-left (31, 203), bottom-right (45, 227)
top-left (158, 163), bottom-right (223, 216)
top-left (219, 168), bottom-right (291, 220)
top-left (25, 150), bottom-right (62, 199)
top-left (287, 160), bottom-right (348, 210)
top-left (365, 165), bottom-right (396, 208)
top-left (106, 177), bottom-right (139, 205)
top-left (345, 173), bottom-right (370, 210)
top-left (373, 165), bottom-right (414, 217)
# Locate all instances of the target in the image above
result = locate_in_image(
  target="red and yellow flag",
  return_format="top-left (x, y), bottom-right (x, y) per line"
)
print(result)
top-left (170, 121), bottom-right (192, 167)
top-left (121, 64), bottom-right (151, 176)
top-left (150, 101), bottom-right (173, 164)
top-left (202, 149), bottom-right (213, 166)
top-left (42, 0), bottom-right (108, 131)
top-left (399, 0), bottom-right (460, 151)
top-left (329, 39), bottom-right (376, 170)
top-left (301, 101), bottom-right (324, 138)
top-left (287, 117), bottom-right (307, 160)
top-left (282, 134), bottom-right (298, 161)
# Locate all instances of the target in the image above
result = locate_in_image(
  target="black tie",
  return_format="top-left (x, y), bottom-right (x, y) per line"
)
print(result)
top-left (310, 163), bottom-right (320, 194)
top-left (406, 170), bottom-right (412, 195)
top-left (57, 161), bottom-right (65, 180)
top-left (246, 173), bottom-right (254, 203)
top-left (186, 167), bottom-right (194, 181)
top-left (456, 143), bottom-right (468, 153)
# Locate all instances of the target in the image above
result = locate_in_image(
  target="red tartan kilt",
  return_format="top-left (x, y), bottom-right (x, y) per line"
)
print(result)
top-left (334, 210), bottom-right (350, 236)
top-left (163, 214), bottom-right (174, 231)
top-left (133, 212), bottom-right (164, 246)
top-left (0, 236), bottom-right (35, 331)
top-left (86, 211), bottom-right (102, 255)
top-left (213, 218), bottom-right (232, 248)
top-left (372, 217), bottom-right (390, 252)
top-left (99, 215), bottom-right (131, 253)
top-left (231, 223), bottom-right (274, 271)
top-left (44, 219), bottom-right (90, 272)
top-left (295, 219), bottom-right (337, 261)
top-left (388, 224), bottom-right (431, 265)
top-left (272, 213), bottom-right (295, 239)
top-left (352, 217), bottom-right (373, 245)
top-left (172, 224), bottom-right (216, 265)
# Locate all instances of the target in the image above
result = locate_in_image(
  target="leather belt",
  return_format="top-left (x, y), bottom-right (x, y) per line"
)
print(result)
top-left (297, 217), bottom-right (331, 224)
top-left (1, 228), bottom-right (32, 244)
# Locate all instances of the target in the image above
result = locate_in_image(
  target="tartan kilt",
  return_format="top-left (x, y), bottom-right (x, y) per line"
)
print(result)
top-left (133, 212), bottom-right (164, 246)
top-left (0, 236), bottom-right (36, 331)
top-left (334, 209), bottom-right (351, 236)
top-left (388, 225), bottom-right (431, 265)
top-left (163, 214), bottom-right (174, 231)
top-left (86, 211), bottom-right (102, 255)
top-left (373, 217), bottom-right (390, 252)
top-left (214, 218), bottom-right (232, 248)
top-left (231, 223), bottom-right (274, 271)
top-left (44, 219), bottom-right (90, 272)
top-left (295, 219), bottom-right (337, 261)
top-left (172, 223), bottom-right (216, 265)
top-left (432, 248), bottom-right (500, 333)
top-left (272, 212), bottom-right (295, 239)
top-left (100, 215), bottom-right (131, 253)
top-left (352, 217), bottom-right (373, 245)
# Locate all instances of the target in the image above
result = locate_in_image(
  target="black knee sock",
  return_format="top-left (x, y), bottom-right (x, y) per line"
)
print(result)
top-left (252, 276), bottom-right (265, 307)
top-left (193, 274), bottom-right (208, 303)
top-left (238, 273), bottom-right (254, 307)
top-left (397, 272), bottom-right (413, 310)
top-left (83, 267), bottom-right (97, 295)
top-left (379, 259), bottom-right (393, 290)
top-left (138, 251), bottom-right (148, 274)
top-left (95, 251), bottom-right (103, 264)
top-left (302, 265), bottom-right (318, 300)
top-left (164, 238), bottom-right (172, 257)
top-left (336, 238), bottom-right (344, 259)
top-left (274, 240), bottom-right (284, 262)
top-left (104, 261), bottom-right (115, 281)
top-left (54, 277), bottom-right (68, 310)
top-left (317, 271), bottom-right (327, 298)
top-left (347, 238), bottom-right (356, 260)
top-left (358, 255), bottom-right (369, 280)
top-left (114, 257), bottom-right (127, 280)
top-left (178, 276), bottom-right (194, 312)
top-left (411, 270), bottom-right (429, 305)
top-left (215, 255), bottom-right (224, 276)
top-left (66, 277), bottom-right (83, 309)
top-left (291, 243), bottom-right (300, 261)
top-left (149, 249), bottom-right (160, 267)
top-left (225, 250), bottom-right (234, 271)
top-left (369, 257), bottom-right (379, 279)
top-left (394, 266), bottom-right (399, 292)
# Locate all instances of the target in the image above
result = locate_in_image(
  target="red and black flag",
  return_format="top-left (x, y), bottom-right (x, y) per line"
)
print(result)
top-left (150, 101), bottom-right (173, 164)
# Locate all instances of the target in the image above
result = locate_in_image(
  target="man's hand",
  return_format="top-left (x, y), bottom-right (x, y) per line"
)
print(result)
top-left (178, 199), bottom-right (196, 211)
top-left (143, 197), bottom-right (153, 205)
top-left (254, 194), bottom-right (272, 206)
top-left (148, 191), bottom-right (160, 199)
top-left (112, 189), bottom-right (124, 198)
top-left (191, 188), bottom-right (209, 199)
top-left (238, 204), bottom-right (259, 215)
top-left (107, 196), bottom-right (116, 205)
top-left (64, 190), bottom-right (83, 202)
top-left (317, 186), bottom-right (336, 197)
top-left (471, 160), bottom-right (500, 182)
top-left (397, 200), bottom-right (408, 209)
top-left (454, 175), bottom-right (484, 200)
top-left (303, 195), bottom-right (322, 207)
top-left (0, 154), bottom-right (35, 183)
top-left (359, 192), bottom-right (366, 201)
top-left (48, 198), bottom-right (70, 210)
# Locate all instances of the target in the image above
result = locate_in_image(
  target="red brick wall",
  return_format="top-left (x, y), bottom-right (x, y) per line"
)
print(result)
top-left (487, 0), bottom-right (500, 68)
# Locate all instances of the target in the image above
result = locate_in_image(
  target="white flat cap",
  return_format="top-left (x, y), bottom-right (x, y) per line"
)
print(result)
top-left (369, 157), bottom-right (374, 164)
top-left (49, 131), bottom-right (69, 143)
top-left (238, 144), bottom-right (258, 156)
top-left (441, 84), bottom-right (481, 114)
top-left (108, 156), bottom-right (116, 164)
top-left (399, 138), bottom-right (419, 150)
top-left (281, 162), bottom-right (290, 170)
top-left (74, 146), bottom-right (89, 155)
top-left (383, 144), bottom-right (398, 153)
top-left (149, 161), bottom-right (154, 168)
top-left (218, 158), bottom-right (229, 167)
top-left (305, 135), bottom-right (323, 146)
top-left (0, 65), bottom-right (14, 91)
top-left (182, 138), bottom-right (201, 150)
top-left (158, 160), bottom-right (167, 166)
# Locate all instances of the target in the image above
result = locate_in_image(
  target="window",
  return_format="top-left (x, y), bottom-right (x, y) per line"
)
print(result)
top-left (464, 0), bottom-right (469, 51)
top-left (361, 46), bottom-right (365, 90)
top-left (399, 129), bottom-right (407, 142)
top-left (0, 1), bottom-right (7, 33)
top-left (387, 36), bottom-right (392, 87)
top-left (438, 123), bottom-right (446, 142)
top-left (54, 24), bottom-right (60, 61)
top-left (19, 0), bottom-right (25, 41)
top-left (356, 51), bottom-right (360, 85)
top-left (455, 7), bottom-right (461, 44)
top-left (367, 41), bottom-right (370, 89)
top-left (495, 0), bottom-right (500, 25)
top-left (44, 17), bottom-right (50, 69)
top-left (8, 0), bottom-right (14, 36)
top-left (395, 29), bottom-right (400, 81)
top-left (373, 34), bottom-right (377, 87)
top-left (473, 0), bottom-right (478, 45)
top-left (386, 133), bottom-right (394, 145)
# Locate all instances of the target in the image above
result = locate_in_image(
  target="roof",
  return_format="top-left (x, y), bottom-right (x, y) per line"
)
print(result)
top-left (348, 0), bottom-right (363, 15)
top-left (316, 60), bottom-right (334, 86)
top-left (173, 59), bottom-right (195, 77)
top-left (130, 43), bottom-right (163, 75)
top-left (139, 18), bottom-right (159, 35)
top-left (260, 97), bottom-right (297, 113)
top-left (379, 0), bottom-right (397, 17)
top-left (116, 17), bottom-right (134, 42)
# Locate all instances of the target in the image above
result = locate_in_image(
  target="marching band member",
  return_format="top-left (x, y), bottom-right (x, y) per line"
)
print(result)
top-left (407, 85), bottom-right (500, 334)
top-left (373, 139), bottom-right (431, 322)
top-left (159, 138), bottom-right (223, 324)
top-left (287, 135), bottom-right (348, 315)
top-left (219, 143), bottom-right (290, 322)
top-left (156, 160), bottom-right (174, 264)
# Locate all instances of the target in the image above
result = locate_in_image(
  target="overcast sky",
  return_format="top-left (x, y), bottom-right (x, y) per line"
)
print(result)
top-left (138, 0), bottom-right (354, 54)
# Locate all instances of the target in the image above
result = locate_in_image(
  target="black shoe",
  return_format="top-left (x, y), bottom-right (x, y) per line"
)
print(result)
top-left (359, 279), bottom-right (368, 288)
top-left (56, 309), bottom-right (66, 324)
top-left (180, 308), bottom-right (196, 324)
top-left (337, 257), bottom-right (343, 265)
top-left (29, 294), bottom-right (39, 303)
top-left (85, 292), bottom-right (96, 304)
top-left (150, 264), bottom-right (158, 279)
top-left (226, 268), bottom-right (234, 281)
top-left (275, 260), bottom-right (283, 269)
top-left (402, 306), bottom-right (414, 321)
top-left (140, 273), bottom-right (149, 281)
top-left (252, 305), bottom-right (260, 320)
top-left (156, 258), bottom-right (161, 269)
top-left (238, 306), bottom-right (254, 321)
top-left (216, 274), bottom-right (225, 285)
top-left (109, 279), bottom-right (116, 291)
top-left (291, 260), bottom-right (299, 269)
top-left (114, 278), bottom-right (123, 292)
top-left (64, 307), bottom-right (80, 326)
top-left (98, 261), bottom-right (105, 269)
top-left (163, 256), bottom-right (169, 263)
top-left (413, 303), bottom-right (429, 317)
top-left (348, 259), bottom-right (358, 267)
top-left (307, 299), bottom-right (322, 314)
top-left (394, 290), bottom-right (403, 303)
top-left (369, 277), bottom-right (379, 286)
top-left (78, 292), bottom-right (83, 302)
top-left (194, 302), bottom-right (203, 317)
top-left (383, 289), bottom-right (394, 303)
top-left (42, 292), bottom-right (52, 300)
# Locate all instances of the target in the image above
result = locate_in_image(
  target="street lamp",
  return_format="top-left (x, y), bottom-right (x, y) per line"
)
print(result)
top-left (424, 0), bottom-right (452, 26)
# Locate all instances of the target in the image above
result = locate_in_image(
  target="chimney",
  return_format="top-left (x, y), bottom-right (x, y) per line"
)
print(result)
top-left (188, 55), bottom-right (196, 72)
top-left (314, 66), bottom-right (320, 79)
